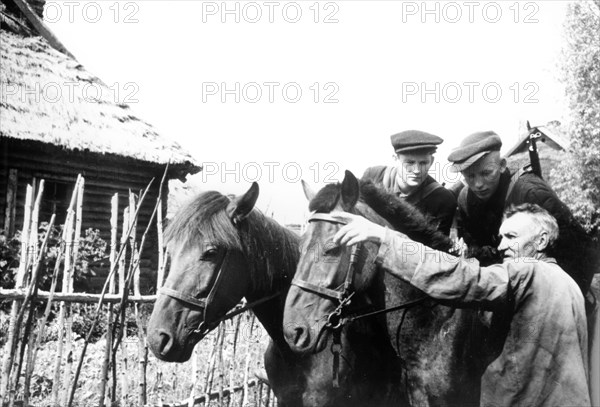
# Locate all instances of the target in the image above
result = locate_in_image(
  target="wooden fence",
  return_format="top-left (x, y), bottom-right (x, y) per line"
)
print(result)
top-left (0, 174), bottom-right (275, 407)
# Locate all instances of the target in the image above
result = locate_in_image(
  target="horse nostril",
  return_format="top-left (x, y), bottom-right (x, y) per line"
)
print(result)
top-left (158, 331), bottom-right (174, 356)
top-left (285, 324), bottom-right (312, 353)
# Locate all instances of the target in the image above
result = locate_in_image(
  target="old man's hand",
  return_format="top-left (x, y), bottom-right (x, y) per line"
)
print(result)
top-left (331, 212), bottom-right (387, 247)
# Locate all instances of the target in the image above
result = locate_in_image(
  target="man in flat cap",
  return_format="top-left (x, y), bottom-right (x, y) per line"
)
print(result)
top-left (449, 130), bottom-right (598, 296)
top-left (362, 130), bottom-right (456, 235)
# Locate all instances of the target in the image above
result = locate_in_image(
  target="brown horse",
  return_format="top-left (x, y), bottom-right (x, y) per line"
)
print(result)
top-left (284, 171), bottom-right (491, 406)
top-left (146, 182), bottom-right (401, 407)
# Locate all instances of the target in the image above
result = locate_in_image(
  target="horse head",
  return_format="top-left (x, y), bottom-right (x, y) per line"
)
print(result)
top-left (283, 171), bottom-right (388, 355)
top-left (147, 183), bottom-right (261, 362)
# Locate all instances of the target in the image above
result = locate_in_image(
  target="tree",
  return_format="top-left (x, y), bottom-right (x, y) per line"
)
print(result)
top-left (551, 0), bottom-right (600, 235)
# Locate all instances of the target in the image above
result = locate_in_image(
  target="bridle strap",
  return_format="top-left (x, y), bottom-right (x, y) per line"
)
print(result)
top-left (160, 287), bottom-right (207, 309)
top-left (292, 212), bottom-right (360, 302)
top-left (194, 291), bottom-right (282, 335)
top-left (291, 278), bottom-right (346, 301)
top-left (308, 213), bottom-right (348, 224)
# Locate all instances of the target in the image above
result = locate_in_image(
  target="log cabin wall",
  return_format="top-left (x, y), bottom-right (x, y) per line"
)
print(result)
top-left (1, 137), bottom-right (174, 294)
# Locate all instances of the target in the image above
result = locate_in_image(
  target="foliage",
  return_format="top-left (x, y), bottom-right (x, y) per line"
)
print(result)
top-left (0, 223), bottom-right (108, 292)
top-left (0, 229), bottom-right (21, 288)
top-left (551, 0), bottom-right (600, 236)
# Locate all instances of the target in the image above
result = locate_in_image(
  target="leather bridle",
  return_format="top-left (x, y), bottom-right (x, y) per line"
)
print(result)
top-left (291, 212), bottom-right (361, 322)
top-left (290, 211), bottom-right (430, 387)
top-left (160, 239), bottom-right (280, 338)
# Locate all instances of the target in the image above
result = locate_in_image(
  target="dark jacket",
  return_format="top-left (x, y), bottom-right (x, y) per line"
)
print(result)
top-left (457, 169), bottom-right (598, 293)
top-left (362, 165), bottom-right (457, 235)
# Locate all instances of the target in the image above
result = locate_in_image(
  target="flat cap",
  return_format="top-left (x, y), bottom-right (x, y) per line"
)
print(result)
top-left (448, 131), bottom-right (502, 172)
top-left (390, 130), bottom-right (443, 153)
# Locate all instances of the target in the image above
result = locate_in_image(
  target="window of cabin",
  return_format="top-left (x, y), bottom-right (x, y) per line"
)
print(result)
top-left (39, 180), bottom-right (71, 226)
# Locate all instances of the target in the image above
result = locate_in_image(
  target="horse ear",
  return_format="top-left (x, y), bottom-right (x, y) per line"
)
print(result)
top-left (301, 179), bottom-right (316, 201)
top-left (341, 170), bottom-right (359, 208)
top-left (227, 182), bottom-right (260, 224)
top-left (526, 120), bottom-right (532, 131)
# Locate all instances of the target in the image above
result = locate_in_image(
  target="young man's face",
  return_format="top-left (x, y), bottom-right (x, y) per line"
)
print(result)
top-left (498, 212), bottom-right (546, 260)
top-left (394, 151), bottom-right (434, 189)
top-left (461, 152), bottom-right (506, 202)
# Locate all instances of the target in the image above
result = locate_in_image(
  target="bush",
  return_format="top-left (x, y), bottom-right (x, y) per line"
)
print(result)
top-left (0, 223), bottom-right (108, 292)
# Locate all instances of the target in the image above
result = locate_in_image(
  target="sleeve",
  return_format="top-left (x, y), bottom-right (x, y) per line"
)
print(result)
top-left (375, 228), bottom-right (534, 309)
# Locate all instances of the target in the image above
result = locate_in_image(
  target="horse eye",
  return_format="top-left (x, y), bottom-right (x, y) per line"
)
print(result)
top-left (200, 248), bottom-right (218, 260)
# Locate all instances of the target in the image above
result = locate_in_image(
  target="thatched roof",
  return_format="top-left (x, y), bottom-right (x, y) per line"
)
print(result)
top-left (0, 29), bottom-right (201, 174)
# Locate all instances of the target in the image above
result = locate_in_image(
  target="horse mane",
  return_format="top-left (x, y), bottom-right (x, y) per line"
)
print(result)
top-left (309, 180), bottom-right (454, 253)
top-left (165, 190), bottom-right (299, 292)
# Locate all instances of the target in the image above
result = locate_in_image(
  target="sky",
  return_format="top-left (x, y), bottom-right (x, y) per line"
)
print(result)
top-left (45, 0), bottom-right (571, 224)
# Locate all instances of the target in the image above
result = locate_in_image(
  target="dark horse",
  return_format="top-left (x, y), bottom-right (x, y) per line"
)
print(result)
top-left (284, 171), bottom-right (489, 406)
top-left (146, 183), bottom-right (401, 407)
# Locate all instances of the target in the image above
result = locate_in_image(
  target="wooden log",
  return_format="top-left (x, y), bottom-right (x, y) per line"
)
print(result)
top-left (0, 184), bottom-right (32, 403)
top-left (0, 289), bottom-right (157, 303)
top-left (165, 379), bottom-right (258, 407)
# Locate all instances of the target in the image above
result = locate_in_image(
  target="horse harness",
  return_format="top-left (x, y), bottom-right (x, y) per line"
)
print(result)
top-left (291, 212), bottom-right (429, 387)
top-left (160, 241), bottom-right (280, 338)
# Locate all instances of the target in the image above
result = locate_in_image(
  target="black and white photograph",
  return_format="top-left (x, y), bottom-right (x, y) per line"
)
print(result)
top-left (1, 0), bottom-right (599, 406)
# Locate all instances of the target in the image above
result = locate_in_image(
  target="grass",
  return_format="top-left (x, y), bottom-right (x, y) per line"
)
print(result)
top-left (0, 304), bottom-right (274, 407)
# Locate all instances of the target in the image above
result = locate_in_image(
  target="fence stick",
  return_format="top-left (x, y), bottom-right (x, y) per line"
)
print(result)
top-left (22, 180), bottom-right (47, 405)
top-left (99, 193), bottom-right (118, 407)
top-left (61, 178), bottom-right (83, 406)
top-left (227, 315), bottom-right (243, 407)
top-left (187, 345), bottom-right (198, 407)
top-left (217, 323), bottom-right (225, 407)
top-left (205, 327), bottom-right (221, 393)
top-left (20, 214), bottom-right (55, 406)
top-left (156, 191), bottom-right (165, 290)
top-left (241, 314), bottom-right (256, 407)
top-left (134, 259), bottom-right (148, 404)
top-left (0, 184), bottom-right (32, 403)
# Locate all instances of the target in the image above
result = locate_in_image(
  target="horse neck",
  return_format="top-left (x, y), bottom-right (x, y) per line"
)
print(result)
top-left (244, 229), bottom-right (299, 350)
